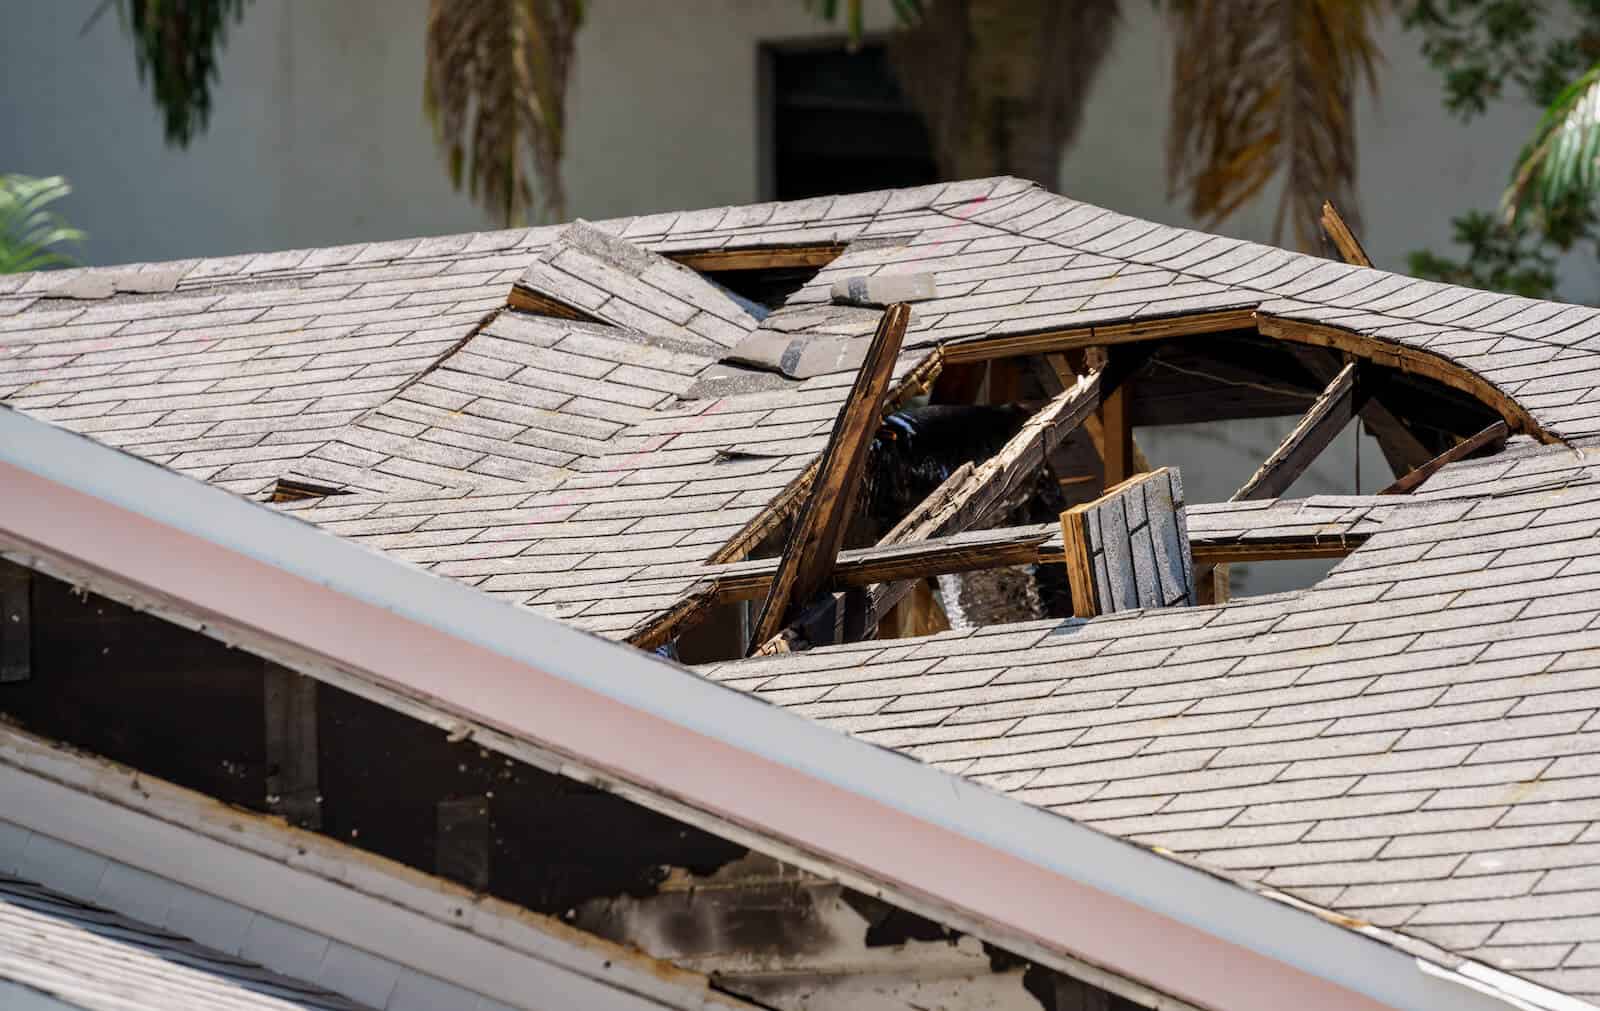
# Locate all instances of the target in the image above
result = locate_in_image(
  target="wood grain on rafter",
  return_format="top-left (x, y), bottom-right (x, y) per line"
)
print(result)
top-left (747, 304), bottom-right (912, 652)
top-left (1319, 200), bottom-right (1373, 267)
top-left (1234, 361), bottom-right (1363, 502)
top-left (1381, 420), bottom-right (1510, 496)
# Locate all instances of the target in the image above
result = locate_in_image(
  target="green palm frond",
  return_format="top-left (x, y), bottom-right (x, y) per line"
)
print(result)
top-left (1166, 0), bottom-right (1386, 251)
top-left (0, 175), bottom-right (86, 275)
top-left (1504, 63), bottom-right (1600, 225)
top-left (424, 0), bottom-right (584, 227)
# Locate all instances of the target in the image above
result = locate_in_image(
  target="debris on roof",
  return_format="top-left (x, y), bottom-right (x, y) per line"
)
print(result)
top-left (6, 176), bottom-right (1600, 1007)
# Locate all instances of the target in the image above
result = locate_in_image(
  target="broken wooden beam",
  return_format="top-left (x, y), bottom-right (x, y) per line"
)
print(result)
top-left (747, 304), bottom-right (913, 652)
top-left (940, 309), bottom-right (1257, 365)
top-left (1319, 200), bottom-right (1373, 268)
top-left (1233, 361), bottom-right (1364, 502)
top-left (1286, 345), bottom-right (1433, 478)
top-left (1380, 420), bottom-right (1510, 495)
top-left (669, 243), bottom-right (846, 272)
top-left (1059, 468), bottom-right (1195, 618)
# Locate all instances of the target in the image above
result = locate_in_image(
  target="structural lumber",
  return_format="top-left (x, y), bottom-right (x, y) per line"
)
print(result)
top-left (1233, 361), bottom-right (1363, 502)
top-left (941, 309), bottom-right (1256, 365)
top-left (1381, 420), bottom-right (1510, 495)
top-left (1197, 359), bottom-right (1362, 602)
top-left (702, 495), bottom-right (1386, 606)
top-left (669, 244), bottom-right (846, 272)
top-left (1319, 201), bottom-right (1373, 268)
top-left (751, 367), bottom-right (1113, 654)
top-left (1254, 313), bottom-right (1547, 442)
top-left (747, 303), bottom-right (912, 652)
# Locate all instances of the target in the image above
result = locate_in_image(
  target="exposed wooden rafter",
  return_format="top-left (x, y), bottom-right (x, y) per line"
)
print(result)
top-left (1196, 360), bottom-right (1364, 603)
top-left (1234, 361), bottom-right (1364, 502)
top-left (668, 243), bottom-right (847, 272)
top-left (751, 348), bottom-right (1157, 654)
top-left (941, 309), bottom-right (1257, 365)
top-left (1319, 201), bottom-right (1373, 268)
top-left (1381, 420), bottom-right (1510, 495)
top-left (646, 494), bottom-right (1390, 625)
top-left (747, 304), bottom-right (913, 652)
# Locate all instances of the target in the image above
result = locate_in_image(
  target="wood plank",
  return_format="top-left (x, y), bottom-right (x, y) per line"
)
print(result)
top-left (1287, 344), bottom-right (1434, 477)
top-left (669, 243), bottom-right (846, 272)
top-left (263, 661), bottom-right (320, 830)
top-left (1319, 200), bottom-right (1373, 267)
top-left (940, 309), bottom-right (1257, 364)
top-left (1254, 313), bottom-right (1549, 442)
top-left (747, 304), bottom-right (912, 651)
top-left (1233, 361), bottom-right (1363, 502)
top-left (1058, 469), bottom-right (1194, 618)
top-left (1041, 354), bottom-right (1150, 482)
top-left (506, 285), bottom-right (595, 319)
top-left (708, 349), bottom-right (944, 565)
top-left (0, 561), bottom-right (29, 683)
top-left (749, 350), bottom-right (1157, 653)
top-left (1099, 380), bottom-right (1134, 488)
top-left (1381, 420), bottom-right (1510, 495)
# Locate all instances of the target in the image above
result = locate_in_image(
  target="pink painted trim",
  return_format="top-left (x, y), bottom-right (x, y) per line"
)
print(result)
top-left (0, 459), bottom-right (1394, 1011)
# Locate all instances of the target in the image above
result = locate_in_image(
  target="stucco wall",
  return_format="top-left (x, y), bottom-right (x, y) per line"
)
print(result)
top-left (0, 1), bottom-right (1552, 592)
top-left (5, 2), bottom-right (1571, 290)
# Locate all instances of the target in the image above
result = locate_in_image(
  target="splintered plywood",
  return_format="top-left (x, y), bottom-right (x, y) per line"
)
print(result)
top-left (1060, 467), bottom-right (1194, 618)
top-left (509, 220), bottom-right (758, 349)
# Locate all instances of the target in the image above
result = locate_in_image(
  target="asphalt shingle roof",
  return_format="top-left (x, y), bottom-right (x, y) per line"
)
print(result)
top-left (7, 177), bottom-right (1600, 999)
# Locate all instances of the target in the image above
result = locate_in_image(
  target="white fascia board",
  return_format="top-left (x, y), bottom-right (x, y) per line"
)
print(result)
top-left (0, 723), bottom-right (754, 1011)
top-left (0, 404), bottom-right (1558, 1011)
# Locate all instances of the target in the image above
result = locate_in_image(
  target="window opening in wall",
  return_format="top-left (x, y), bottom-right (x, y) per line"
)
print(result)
top-left (762, 40), bottom-right (938, 201)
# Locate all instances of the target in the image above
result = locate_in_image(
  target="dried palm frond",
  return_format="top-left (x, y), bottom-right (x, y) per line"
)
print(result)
top-left (1166, 0), bottom-right (1384, 251)
top-left (424, 0), bottom-right (584, 227)
top-left (1504, 62), bottom-right (1600, 227)
top-left (888, 0), bottom-right (1119, 188)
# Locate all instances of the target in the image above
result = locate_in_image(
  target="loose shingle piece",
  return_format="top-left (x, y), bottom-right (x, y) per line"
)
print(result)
top-left (12, 177), bottom-right (1600, 1000)
top-left (510, 220), bottom-right (759, 349)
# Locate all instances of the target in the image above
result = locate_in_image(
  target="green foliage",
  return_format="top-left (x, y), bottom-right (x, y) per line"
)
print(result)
top-left (1404, 1), bottom-right (1600, 297)
top-left (0, 175), bottom-right (86, 275)
top-left (1402, 0), bottom-right (1598, 118)
top-left (94, 0), bottom-right (253, 147)
top-left (1506, 63), bottom-right (1600, 223)
top-left (1408, 210), bottom-right (1560, 298)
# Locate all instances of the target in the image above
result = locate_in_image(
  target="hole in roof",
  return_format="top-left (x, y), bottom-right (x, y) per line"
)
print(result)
top-left (269, 478), bottom-right (351, 503)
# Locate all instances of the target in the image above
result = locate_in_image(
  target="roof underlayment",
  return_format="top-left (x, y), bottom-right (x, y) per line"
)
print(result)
top-left (4, 177), bottom-right (1600, 1008)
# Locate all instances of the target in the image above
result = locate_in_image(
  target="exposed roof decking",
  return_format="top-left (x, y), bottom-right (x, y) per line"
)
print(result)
top-left (702, 440), bottom-right (1600, 997)
top-left (9, 178), bottom-right (1600, 1002)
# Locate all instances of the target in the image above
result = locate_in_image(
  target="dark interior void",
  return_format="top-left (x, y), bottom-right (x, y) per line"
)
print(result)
top-left (765, 41), bottom-right (938, 201)
top-left (0, 558), bottom-right (1139, 1010)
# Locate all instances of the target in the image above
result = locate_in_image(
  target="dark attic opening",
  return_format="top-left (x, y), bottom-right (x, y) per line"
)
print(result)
top-left (0, 554), bottom-right (1150, 1011)
top-left (666, 301), bottom-right (1523, 662)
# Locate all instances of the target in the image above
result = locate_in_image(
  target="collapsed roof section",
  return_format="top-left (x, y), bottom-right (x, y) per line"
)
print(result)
top-left (509, 220), bottom-right (761, 349)
top-left (4, 177), bottom-right (1600, 1007)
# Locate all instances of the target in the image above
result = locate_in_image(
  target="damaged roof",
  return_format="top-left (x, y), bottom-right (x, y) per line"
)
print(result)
top-left (4, 177), bottom-right (1600, 1005)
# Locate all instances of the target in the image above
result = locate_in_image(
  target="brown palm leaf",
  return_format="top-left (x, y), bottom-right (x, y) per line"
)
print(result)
top-left (1166, 0), bottom-right (1383, 252)
top-left (889, 0), bottom-right (1120, 190)
top-left (424, 0), bottom-right (584, 227)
